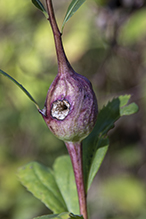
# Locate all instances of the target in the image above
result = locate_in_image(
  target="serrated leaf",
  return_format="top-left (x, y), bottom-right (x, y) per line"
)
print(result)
top-left (0, 69), bottom-right (39, 109)
top-left (92, 97), bottom-right (121, 137)
top-left (82, 95), bottom-right (138, 192)
top-left (53, 156), bottom-right (79, 215)
top-left (32, 0), bottom-right (48, 18)
top-left (88, 95), bottom-right (138, 138)
top-left (18, 162), bottom-right (67, 213)
top-left (69, 213), bottom-right (84, 219)
top-left (34, 212), bottom-right (69, 219)
top-left (61, 0), bottom-right (86, 32)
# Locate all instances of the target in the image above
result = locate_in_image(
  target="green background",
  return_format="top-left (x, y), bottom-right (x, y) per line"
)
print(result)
top-left (0, 0), bottom-right (146, 219)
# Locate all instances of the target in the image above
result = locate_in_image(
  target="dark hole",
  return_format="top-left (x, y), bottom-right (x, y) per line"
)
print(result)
top-left (60, 102), bottom-right (68, 111)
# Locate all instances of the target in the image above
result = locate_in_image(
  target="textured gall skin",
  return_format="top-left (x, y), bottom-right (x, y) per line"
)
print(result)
top-left (40, 69), bottom-right (98, 142)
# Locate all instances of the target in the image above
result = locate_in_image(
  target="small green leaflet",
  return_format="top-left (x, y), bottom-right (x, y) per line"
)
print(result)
top-left (61, 0), bottom-right (86, 32)
top-left (31, 0), bottom-right (48, 18)
top-left (0, 69), bottom-right (39, 109)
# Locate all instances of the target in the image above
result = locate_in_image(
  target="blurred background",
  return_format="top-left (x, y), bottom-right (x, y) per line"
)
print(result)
top-left (0, 0), bottom-right (146, 218)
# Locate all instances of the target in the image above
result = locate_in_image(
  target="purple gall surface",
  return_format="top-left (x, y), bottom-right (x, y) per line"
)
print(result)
top-left (39, 69), bottom-right (98, 142)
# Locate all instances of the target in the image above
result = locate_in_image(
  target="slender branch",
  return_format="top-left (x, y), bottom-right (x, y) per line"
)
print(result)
top-left (65, 142), bottom-right (88, 219)
top-left (45, 0), bottom-right (73, 74)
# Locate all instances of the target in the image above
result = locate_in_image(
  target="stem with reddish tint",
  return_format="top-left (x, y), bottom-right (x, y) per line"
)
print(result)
top-left (65, 142), bottom-right (88, 219)
top-left (45, 0), bottom-right (73, 75)
top-left (45, 1), bottom-right (88, 218)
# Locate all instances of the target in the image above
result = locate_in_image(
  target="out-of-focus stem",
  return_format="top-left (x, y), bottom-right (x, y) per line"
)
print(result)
top-left (65, 142), bottom-right (88, 219)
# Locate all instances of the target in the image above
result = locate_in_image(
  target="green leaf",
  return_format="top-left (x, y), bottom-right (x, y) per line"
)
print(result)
top-left (69, 213), bottom-right (84, 219)
top-left (31, 0), bottom-right (48, 18)
top-left (119, 94), bottom-right (131, 107)
top-left (18, 162), bottom-right (67, 213)
top-left (53, 156), bottom-right (79, 215)
top-left (0, 69), bottom-right (39, 109)
top-left (119, 95), bottom-right (139, 116)
top-left (95, 97), bottom-right (120, 136)
top-left (83, 95), bottom-right (138, 192)
top-left (61, 0), bottom-right (86, 32)
top-left (120, 103), bottom-right (139, 116)
top-left (87, 95), bottom-right (138, 139)
top-left (34, 212), bottom-right (69, 219)
top-left (17, 95), bottom-right (138, 215)
top-left (83, 137), bottom-right (109, 192)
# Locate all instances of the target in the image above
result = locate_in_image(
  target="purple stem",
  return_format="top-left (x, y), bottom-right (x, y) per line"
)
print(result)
top-left (45, 1), bottom-right (88, 217)
top-left (65, 142), bottom-right (88, 219)
top-left (45, 0), bottom-right (73, 75)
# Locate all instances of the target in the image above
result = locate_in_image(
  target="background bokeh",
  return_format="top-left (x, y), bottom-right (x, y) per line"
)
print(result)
top-left (0, 0), bottom-right (146, 219)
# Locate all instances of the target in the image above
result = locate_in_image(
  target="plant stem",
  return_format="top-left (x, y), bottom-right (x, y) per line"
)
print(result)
top-left (45, 0), bottom-right (73, 75)
top-left (65, 142), bottom-right (88, 219)
top-left (45, 2), bottom-right (87, 216)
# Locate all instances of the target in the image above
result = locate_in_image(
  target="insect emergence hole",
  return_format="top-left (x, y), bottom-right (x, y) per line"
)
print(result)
top-left (51, 100), bottom-right (70, 120)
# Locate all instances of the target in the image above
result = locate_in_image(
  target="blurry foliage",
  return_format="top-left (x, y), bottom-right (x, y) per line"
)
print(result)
top-left (0, 0), bottom-right (146, 219)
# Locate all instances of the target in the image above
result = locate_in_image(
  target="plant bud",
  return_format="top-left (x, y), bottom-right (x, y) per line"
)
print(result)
top-left (39, 69), bottom-right (98, 143)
